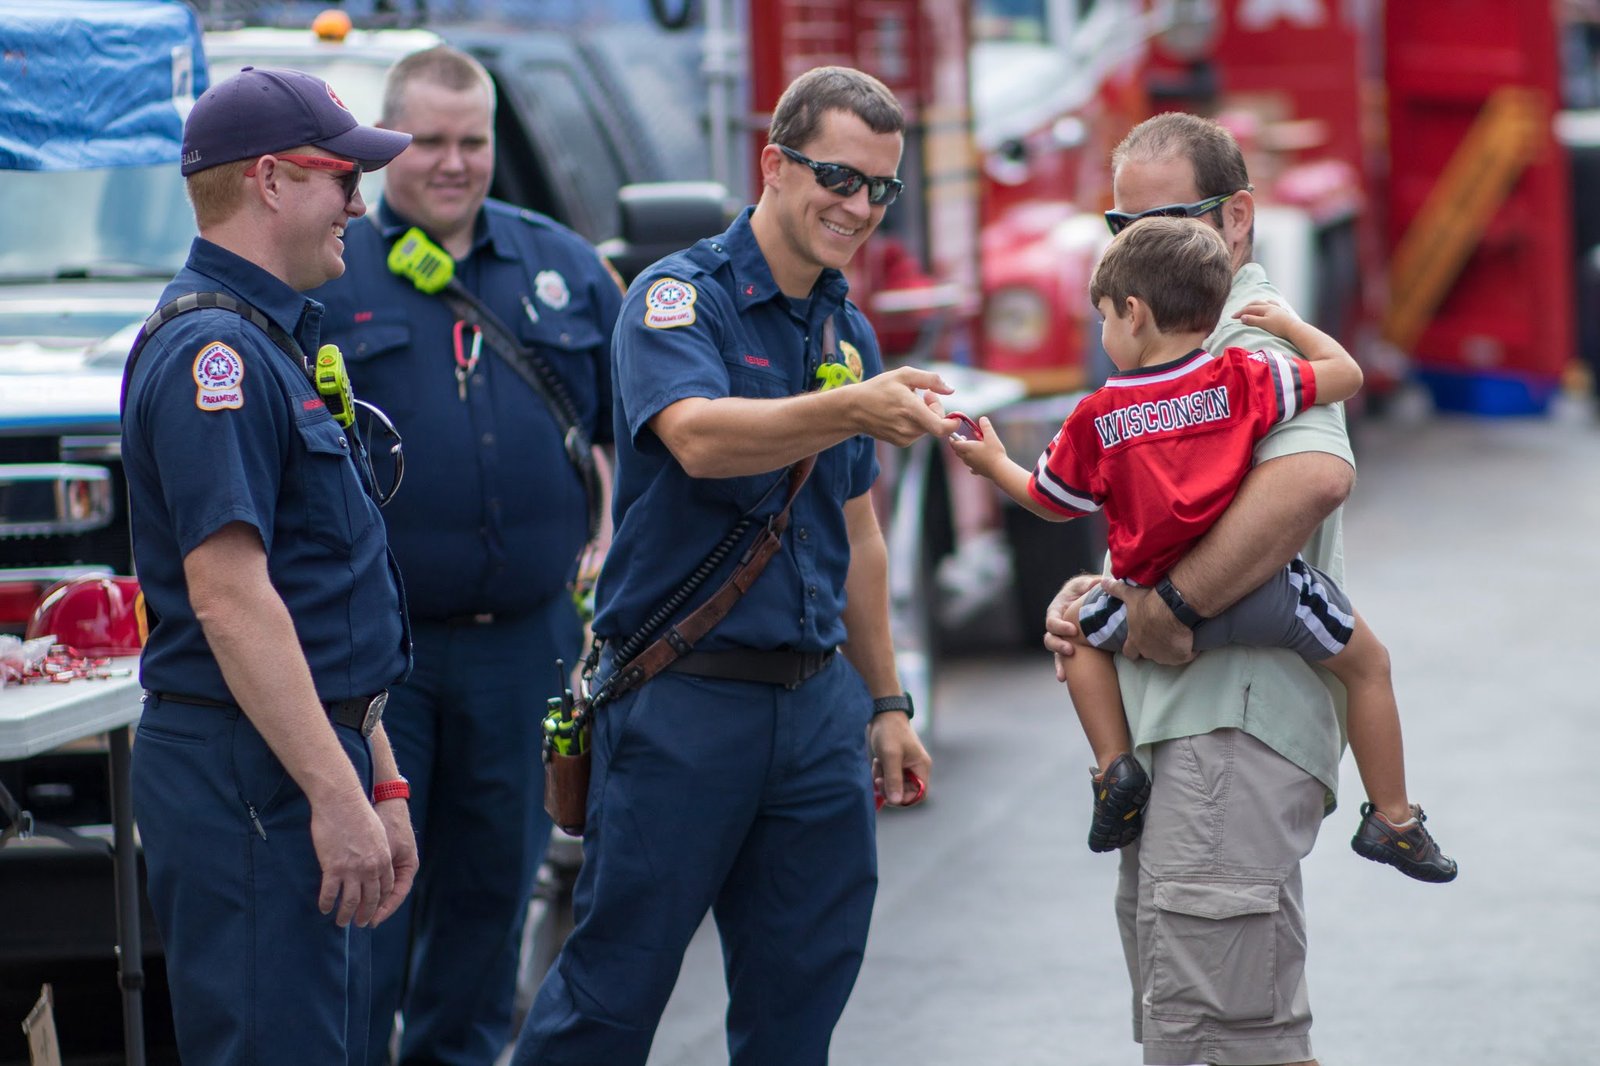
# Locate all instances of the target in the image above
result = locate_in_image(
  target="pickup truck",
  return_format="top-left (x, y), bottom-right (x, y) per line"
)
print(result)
top-left (0, 11), bottom-right (713, 633)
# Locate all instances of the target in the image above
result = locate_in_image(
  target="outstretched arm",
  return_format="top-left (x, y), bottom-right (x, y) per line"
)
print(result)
top-left (948, 415), bottom-right (1075, 522)
top-left (651, 367), bottom-right (957, 478)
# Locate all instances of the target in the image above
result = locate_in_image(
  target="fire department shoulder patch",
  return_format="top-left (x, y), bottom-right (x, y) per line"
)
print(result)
top-left (193, 342), bottom-right (245, 411)
top-left (839, 340), bottom-right (864, 381)
top-left (643, 277), bottom-right (697, 329)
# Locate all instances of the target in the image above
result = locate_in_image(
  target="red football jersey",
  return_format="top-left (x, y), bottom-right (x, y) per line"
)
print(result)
top-left (1027, 346), bottom-right (1317, 585)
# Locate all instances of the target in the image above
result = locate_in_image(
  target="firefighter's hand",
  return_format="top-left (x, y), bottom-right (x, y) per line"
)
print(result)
top-left (371, 795), bottom-right (419, 927)
top-left (852, 366), bottom-right (956, 446)
top-left (869, 710), bottom-right (931, 806)
top-left (1102, 577), bottom-right (1196, 665)
top-left (1045, 573), bottom-right (1101, 681)
top-left (310, 786), bottom-right (395, 928)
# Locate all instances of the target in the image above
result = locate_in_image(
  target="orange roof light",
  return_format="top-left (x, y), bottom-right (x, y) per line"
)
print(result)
top-left (312, 9), bottom-right (352, 42)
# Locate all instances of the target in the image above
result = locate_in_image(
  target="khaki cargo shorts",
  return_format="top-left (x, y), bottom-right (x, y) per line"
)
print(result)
top-left (1115, 729), bottom-right (1327, 1066)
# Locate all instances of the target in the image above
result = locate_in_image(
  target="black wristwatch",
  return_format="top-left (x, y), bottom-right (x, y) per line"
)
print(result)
top-left (871, 692), bottom-right (915, 721)
top-left (1154, 577), bottom-right (1204, 629)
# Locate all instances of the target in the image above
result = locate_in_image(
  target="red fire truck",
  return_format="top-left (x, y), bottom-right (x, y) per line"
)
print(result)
top-left (968, 0), bottom-right (1578, 418)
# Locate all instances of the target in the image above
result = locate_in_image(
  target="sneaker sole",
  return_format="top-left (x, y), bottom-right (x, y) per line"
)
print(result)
top-left (1088, 776), bottom-right (1151, 853)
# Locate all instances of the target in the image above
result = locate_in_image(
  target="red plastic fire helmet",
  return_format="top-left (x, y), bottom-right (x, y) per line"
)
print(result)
top-left (25, 574), bottom-right (147, 657)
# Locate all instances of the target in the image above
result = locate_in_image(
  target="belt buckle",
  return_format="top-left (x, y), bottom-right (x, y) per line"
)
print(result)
top-left (359, 692), bottom-right (388, 738)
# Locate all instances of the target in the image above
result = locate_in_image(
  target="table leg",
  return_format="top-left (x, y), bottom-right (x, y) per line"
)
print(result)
top-left (107, 725), bottom-right (146, 1066)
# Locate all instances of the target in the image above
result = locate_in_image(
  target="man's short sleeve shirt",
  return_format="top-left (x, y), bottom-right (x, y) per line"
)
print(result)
top-left (313, 200), bottom-right (621, 616)
top-left (123, 238), bottom-right (407, 703)
top-left (593, 208), bottom-right (881, 652)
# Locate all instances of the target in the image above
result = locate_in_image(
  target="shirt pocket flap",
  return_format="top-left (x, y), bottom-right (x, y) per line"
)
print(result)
top-left (340, 322), bottom-right (411, 364)
top-left (517, 314), bottom-right (606, 355)
top-left (1153, 880), bottom-right (1279, 921)
top-left (295, 415), bottom-right (352, 457)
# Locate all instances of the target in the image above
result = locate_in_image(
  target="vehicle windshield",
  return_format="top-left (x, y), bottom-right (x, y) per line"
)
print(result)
top-left (0, 166), bottom-right (194, 283)
top-left (0, 51), bottom-right (393, 288)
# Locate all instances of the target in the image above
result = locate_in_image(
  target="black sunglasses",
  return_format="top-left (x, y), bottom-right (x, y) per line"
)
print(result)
top-left (778, 145), bottom-right (904, 207)
top-left (353, 398), bottom-right (405, 507)
top-left (1103, 190), bottom-right (1239, 235)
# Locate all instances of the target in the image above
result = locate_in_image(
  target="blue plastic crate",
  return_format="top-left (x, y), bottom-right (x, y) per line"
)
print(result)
top-left (1413, 368), bottom-right (1560, 416)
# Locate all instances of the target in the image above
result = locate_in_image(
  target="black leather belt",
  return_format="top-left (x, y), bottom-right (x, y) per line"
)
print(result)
top-left (151, 691), bottom-right (388, 738)
top-left (666, 648), bottom-right (835, 689)
top-left (324, 693), bottom-right (389, 737)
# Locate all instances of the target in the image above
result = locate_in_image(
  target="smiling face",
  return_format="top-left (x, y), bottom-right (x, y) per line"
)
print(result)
top-left (755, 108), bottom-right (903, 296)
top-left (280, 151), bottom-right (366, 291)
top-left (379, 79), bottom-right (494, 256)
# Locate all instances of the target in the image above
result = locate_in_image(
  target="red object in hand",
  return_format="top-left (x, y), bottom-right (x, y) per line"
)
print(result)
top-left (948, 412), bottom-right (983, 440)
top-left (874, 769), bottom-right (927, 811)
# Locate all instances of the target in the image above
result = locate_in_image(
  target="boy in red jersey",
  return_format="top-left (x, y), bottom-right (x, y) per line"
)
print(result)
top-left (952, 216), bottom-right (1455, 882)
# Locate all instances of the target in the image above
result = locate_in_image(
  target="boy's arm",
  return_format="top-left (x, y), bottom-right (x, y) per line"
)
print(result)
top-left (1235, 301), bottom-right (1363, 404)
top-left (948, 416), bottom-right (1076, 523)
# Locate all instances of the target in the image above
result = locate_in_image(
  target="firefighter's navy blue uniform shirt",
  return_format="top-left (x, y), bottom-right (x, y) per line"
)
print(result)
top-left (594, 207), bottom-right (881, 652)
top-left (123, 237), bottom-right (408, 702)
top-left (314, 199), bottom-right (619, 619)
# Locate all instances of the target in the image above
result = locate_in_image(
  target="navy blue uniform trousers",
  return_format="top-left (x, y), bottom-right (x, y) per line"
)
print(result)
top-left (133, 694), bottom-right (376, 1065)
top-left (511, 655), bottom-right (878, 1066)
top-left (370, 595), bottom-right (580, 1065)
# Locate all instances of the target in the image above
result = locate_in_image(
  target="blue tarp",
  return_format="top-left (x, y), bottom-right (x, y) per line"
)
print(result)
top-left (0, 0), bottom-right (209, 170)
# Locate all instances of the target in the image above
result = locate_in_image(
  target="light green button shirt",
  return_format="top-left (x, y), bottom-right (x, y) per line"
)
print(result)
top-left (1114, 262), bottom-right (1356, 810)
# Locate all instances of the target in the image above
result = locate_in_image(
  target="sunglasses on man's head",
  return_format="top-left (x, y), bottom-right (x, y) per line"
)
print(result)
top-left (245, 154), bottom-right (364, 205)
top-left (1103, 190), bottom-right (1239, 236)
top-left (778, 145), bottom-right (904, 207)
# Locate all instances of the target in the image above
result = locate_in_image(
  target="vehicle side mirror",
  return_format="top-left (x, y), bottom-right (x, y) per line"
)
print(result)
top-left (597, 181), bottom-right (735, 287)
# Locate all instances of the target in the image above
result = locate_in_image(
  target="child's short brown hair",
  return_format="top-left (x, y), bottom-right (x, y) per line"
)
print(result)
top-left (1089, 216), bottom-right (1231, 333)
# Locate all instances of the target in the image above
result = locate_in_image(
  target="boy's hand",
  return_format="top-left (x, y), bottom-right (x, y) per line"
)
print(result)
top-left (947, 415), bottom-right (1007, 478)
top-left (1233, 300), bottom-right (1300, 340)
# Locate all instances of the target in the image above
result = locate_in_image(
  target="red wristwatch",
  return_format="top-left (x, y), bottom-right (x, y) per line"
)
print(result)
top-left (372, 778), bottom-right (411, 804)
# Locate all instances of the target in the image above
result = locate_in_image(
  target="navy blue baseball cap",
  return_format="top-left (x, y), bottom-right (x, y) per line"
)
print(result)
top-left (181, 66), bottom-right (412, 176)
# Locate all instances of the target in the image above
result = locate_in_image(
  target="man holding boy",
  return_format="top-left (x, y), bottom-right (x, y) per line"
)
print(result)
top-left (1045, 112), bottom-right (1354, 1066)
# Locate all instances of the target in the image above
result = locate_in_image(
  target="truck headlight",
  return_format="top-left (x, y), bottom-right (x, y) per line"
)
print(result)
top-left (984, 285), bottom-right (1050, 352)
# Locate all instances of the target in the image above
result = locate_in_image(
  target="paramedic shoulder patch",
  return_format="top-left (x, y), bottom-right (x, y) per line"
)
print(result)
top-left (193, 341), bottom-right (245, 411)
top-left (643, 277), bottom-right (697, 329)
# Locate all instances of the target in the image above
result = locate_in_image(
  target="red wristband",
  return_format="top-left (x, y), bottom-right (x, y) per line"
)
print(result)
top-left (372, 778), bottom-right (410, 804)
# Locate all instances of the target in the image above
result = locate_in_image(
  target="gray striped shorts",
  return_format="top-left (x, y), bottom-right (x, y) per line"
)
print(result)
top-left (1079, 556), bottom-right (1355, 660)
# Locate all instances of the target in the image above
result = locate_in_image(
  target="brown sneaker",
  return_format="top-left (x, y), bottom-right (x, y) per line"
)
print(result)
top-left (1350, 802), bottom-right (1458, 883)
top-left (1087, 753), bottom-right (1150, 853)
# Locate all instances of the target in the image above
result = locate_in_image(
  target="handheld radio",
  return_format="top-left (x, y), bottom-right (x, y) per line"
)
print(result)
top-left (387, 226), bottom-right (455, 293)
top-left (314, 344), bottom-right (355, 427)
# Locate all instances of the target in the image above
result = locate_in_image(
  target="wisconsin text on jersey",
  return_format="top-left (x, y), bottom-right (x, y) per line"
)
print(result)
top-left (1092, 386), bottom-right (1231, 448)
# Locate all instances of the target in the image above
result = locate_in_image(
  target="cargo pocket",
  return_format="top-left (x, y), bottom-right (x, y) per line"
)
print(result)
top-left (1149, 879), bottom-right (1280, 1023)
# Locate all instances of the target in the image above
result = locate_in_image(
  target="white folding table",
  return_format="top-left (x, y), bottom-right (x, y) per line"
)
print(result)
top-left (0, 662), bottom-right (146, 1066)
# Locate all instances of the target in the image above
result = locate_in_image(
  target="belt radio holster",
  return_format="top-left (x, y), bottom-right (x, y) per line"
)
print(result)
top-left (543, 453), bottom-right (817, 836)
